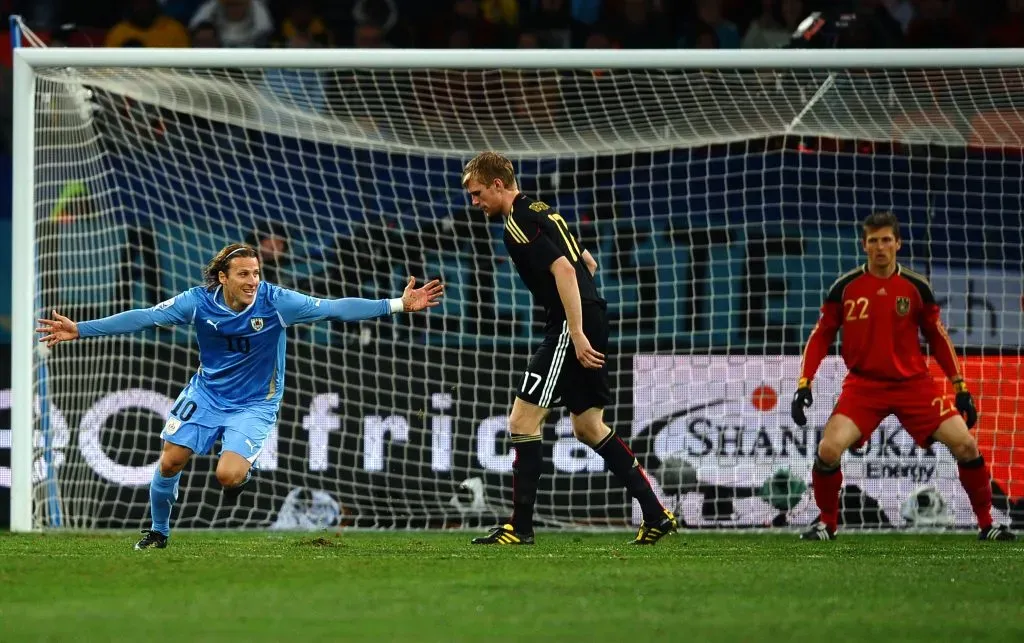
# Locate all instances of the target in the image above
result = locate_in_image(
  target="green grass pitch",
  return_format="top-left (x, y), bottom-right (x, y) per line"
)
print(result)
top-left (2, 531), bottom-right (1022, 642)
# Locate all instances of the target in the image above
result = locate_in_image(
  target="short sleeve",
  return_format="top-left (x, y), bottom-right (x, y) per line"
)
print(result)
top-left (508, 214), bottom-right (566, 269)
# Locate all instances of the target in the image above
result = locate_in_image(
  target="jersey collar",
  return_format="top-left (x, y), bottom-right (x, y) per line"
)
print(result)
top-left (507, 192), bottom-right (528, 219)
top-left (212, 281), bottom-right (261, 315)
top-left (862, 262), bottom-right (901, 280)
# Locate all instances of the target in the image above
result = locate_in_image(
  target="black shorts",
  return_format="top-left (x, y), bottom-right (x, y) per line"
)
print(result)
top-left (515, 304), bottom-right (612, 415)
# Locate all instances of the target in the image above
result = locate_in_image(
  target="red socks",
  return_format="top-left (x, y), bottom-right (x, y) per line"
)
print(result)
top-left (958, 456), bottom-right (993, 530)
top-left (812, 457), bottom-right (843, 532)
top-left (811, 456), bottom-right (993, 532)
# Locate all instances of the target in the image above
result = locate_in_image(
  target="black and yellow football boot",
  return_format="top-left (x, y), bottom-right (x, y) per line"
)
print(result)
top-left (471, 524), bottom-right (535, 545)
top-left (629, 510), bottom-right (678, 545)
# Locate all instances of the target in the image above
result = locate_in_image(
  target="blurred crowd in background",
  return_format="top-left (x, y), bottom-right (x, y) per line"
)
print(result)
top-left (0, 0), bottom-right (1021, 348)
top-left (1, 0), bottom-right (1023, 51)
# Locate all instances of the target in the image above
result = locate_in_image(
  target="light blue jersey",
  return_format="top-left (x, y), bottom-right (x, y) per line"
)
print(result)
top-left (78, 282), bottom-right (393, 458)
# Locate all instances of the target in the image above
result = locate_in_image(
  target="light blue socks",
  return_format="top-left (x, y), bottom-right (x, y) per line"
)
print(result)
top-left (149, 470), bottom-right (182, 537)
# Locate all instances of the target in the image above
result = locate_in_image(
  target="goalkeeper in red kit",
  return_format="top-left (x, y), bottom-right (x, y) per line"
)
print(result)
top-left (792, 212), bottom-right (1016, 541)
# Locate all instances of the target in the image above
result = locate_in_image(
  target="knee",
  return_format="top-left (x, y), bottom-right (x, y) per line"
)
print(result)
top-left (949, 436), bottom-right (981, 462)
top-left (159, 454), bottom-right (187, 477)
top-left (508, 414), bottom-right (540, 437)
top-left (216, 465), bottom-right (248, 488)
top-left (817, 416), bottom-right (862, 466)
top-left (816, 440), bottom-right (844, 468)
top-left (571, 420), bottom-right (605, 446)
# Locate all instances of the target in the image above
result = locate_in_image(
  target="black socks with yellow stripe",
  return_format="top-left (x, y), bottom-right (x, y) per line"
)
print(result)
top-left (595, 430), bottom-right (666, 522)
top-left (509, 433), bottom-right (543, 535)
top-left (510, 430), bottom-right (666, 533)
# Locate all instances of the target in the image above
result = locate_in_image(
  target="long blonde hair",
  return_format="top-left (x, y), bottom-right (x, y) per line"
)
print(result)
top-left (204, 243), bottom-right (258, 291)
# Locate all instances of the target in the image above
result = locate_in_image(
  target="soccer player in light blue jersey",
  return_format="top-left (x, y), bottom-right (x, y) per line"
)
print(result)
top-left (36, 243), bottom-right (444, 550)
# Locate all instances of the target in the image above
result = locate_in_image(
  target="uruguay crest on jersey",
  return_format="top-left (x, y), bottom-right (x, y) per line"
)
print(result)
top-left (189, 282), bottom-right (286, 409)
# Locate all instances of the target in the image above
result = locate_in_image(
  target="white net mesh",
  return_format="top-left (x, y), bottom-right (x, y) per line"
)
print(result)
top-left (24, 60), bottom-right (1024, 530)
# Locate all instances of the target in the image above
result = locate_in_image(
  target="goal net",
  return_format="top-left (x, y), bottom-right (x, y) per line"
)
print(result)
top-left (13, 48), bottom-right (1024, 531)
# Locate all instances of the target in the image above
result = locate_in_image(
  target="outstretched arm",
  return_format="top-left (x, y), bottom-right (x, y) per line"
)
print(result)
top-left (36, 310), bottom-right (80, 347)
top-left (274, 278), bottom-right (443, 325)
top-left (37, 292), bottom-right (198, 347)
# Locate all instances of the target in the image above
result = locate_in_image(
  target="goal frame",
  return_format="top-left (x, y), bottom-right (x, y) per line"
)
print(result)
top-left (11, 45), bottom-right (1024, 531)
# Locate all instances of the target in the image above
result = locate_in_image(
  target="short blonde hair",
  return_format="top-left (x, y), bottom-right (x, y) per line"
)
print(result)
top-left (462, 151), bottom-right (517, 189)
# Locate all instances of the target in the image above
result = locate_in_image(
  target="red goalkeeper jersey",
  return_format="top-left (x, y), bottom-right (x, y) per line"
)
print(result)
top-left (799, 264), bottom-right (963, 383)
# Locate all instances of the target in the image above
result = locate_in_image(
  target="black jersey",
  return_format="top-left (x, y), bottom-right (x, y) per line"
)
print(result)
top-left (502, 193), bottom-right (604, 329)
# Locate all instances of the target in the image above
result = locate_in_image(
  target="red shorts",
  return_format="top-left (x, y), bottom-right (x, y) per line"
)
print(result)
top-left (831, 375), bottom-right (959, 448)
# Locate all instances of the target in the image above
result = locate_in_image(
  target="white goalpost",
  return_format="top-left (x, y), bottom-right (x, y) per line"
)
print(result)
top-left (10, 45), bottom-right (1024, 533)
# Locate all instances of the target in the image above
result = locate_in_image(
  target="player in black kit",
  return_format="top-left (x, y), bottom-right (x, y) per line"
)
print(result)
top-left (461, 152), bottom-right (676, 545)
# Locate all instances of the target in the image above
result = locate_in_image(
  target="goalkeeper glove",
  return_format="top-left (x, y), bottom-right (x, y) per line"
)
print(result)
top-left (791, 378), bottom-right (813, 427)
top-left (952, 379), bottom-right (978, 429)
